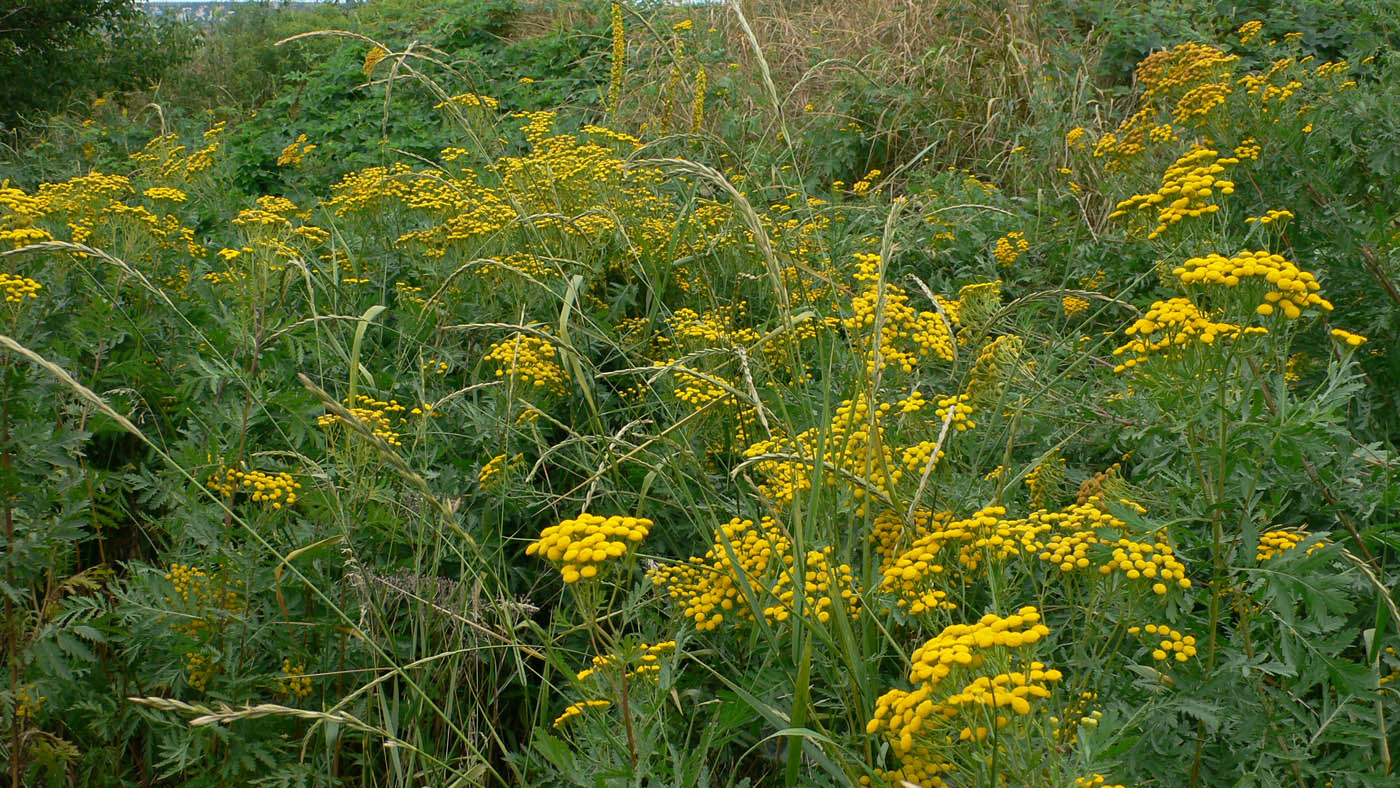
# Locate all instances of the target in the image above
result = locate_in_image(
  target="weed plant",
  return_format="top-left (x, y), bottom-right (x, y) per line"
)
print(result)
top-left (0, 2), bottom-right (1397, 787)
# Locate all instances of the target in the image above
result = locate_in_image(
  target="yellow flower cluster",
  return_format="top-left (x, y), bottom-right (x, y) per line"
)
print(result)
top-left (1330, 328), bottom-right (1367, 347)
top-left (553, 699), bottom-right (611, 729)
top-left (1128, 623), bottom-right (1197, 663)
top-left (478, 452), bottom-right (523, 489)
top-left (276, 134), bottom-right (317, 167)
top-left (1037, 515), bottom-right (1191, 595)
top-left (484, 333), bottom-right (571, 396)
top-left (878, 506), bottom-right (1009, 614)
top-left (1257, 529), bottom-right (1322, 561)
top-left (166, 563), bottom-right (218, 604)
top-left (576, 640), bottom-right (676, 683)
top-left (668, 305), bottom-right (761, 349)
top-left (763, 547), bottom-right (861, 624)
top-left (1108, 146), bottom-right (1237, 239)
top-left (866, 609), bottom-right (1061, 777)
top-left (1234, 137), bottom-right (1262, 159)
top-left (669, 367), bottom-right (761, 446)
top-left (1173, 81), bottom-right (1231, 124)
top-left (129, 126), bottom-right (223, 179)
top-left (185, 652), bottom-right (217, 692)
top-left (1076, 775), bottom-right (1129, 788)
top-left (277, 659), bottom-right (313, 699)
top-left (1172, 250), bottom-right (1332, 318)
top-left (851, 169), bottom-right (882, 195)
top-left (901, 440), bottom-right (945, 474)
top-left (526, 513), bottom-right (652, 584)
top-left (1239, 58), bottom-right (1304, 106)
top-left (13, 684), bottom-right (44, 720)
top-left (1238, 20), bottom-right (1264, 44)
top-left (142, 186), bottom-right (187, 203)
top-left (164, 563), bottom-right (245, 640)
top-left (869, 508), bottom-right (953, 569)
top-left (845, 254), bottom-right (956, 375)
top-left (993, 231), bottom-right (1029, 266)
top-left (742, 389), bottom-right (968, 515)
top-left (0, 273), bottom-right (41, 304)
top-left (207, 465), bottom-right (301, 509)
top-left (1112, 297), bottom-right (1268, 372)
top-left (880, 500), bottom-right (1190, 612)
top-left (906, 608), bottom-right (1052, 685)
top-left (649, 515), bottom-right (861, 630)
top-left (1135, 43), bottom-right (1239, 101)
top-left (316, 394), bottom-right (409, 446)
top-left (433, 93), bottom-right (500, 111)
top-left (1093, 107), bottom-right (1178, 161)
top-left (649, 516), bottom-right (789, 630)
top-left (1246, 209), bottom-right (1293, 225)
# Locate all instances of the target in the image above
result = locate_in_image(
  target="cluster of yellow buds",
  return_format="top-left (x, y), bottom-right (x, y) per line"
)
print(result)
top-left (1112, 297), bottom-right (1268, 372)
top-left (207, 465), bottom-right (301, 509)
top-left (276, 659), bottom-right (313, 699)
top-left (867, 608), bottom-right (1061, 761)
top-left (851, 169), bottom-right (882, 195)
top-left (966, 334), bottom-right (1023, 406)
top-left (1135, 43), bottom-right (1239, 101)
top-left (1173, 81), bottom-right (1231, 124)
top-left (317, 393), bottom-right (409, 446)
top-left (433, 93), bottom-right (500, 111)
top-left (14, 684), bottom-right (45, 720)
top-left (142, 186), bottom-right (188, 203)
top-left (276, 134), bottom-right (317, 167)
top-left (844, 254), bottom-right (955, 375)
top-left (422, 358), bottom-right (449, 375)
top-left (166, 563), bottom-right (211, 603)
top-left (1076, 775), bottom-right (1128, 788)
top-left (576, 641), bottom-right (676, 683)
top-left (763, 548), bottom-right (861, 624)
top-left (0, 273), bottom-right (41, 304)
top-left (526, 513), bottom-right (652, 583)
top-left (993, 231), bottom-right (1029, 266)
top-left (1245, 209), bottom-right (1294, 225)
top-left (478, 452), bottom-right (524, 489)
top-left (484, 333), bottom-right (571, 395)
top-left (1234, 137), bottom-right (1262, 159)
top-left (1026, 450), bottom-right (1067, 509)
top-left (1330, 328), bottom-right (1367, 347)
top-left (164, 563), bottom-right (245, 624)
top-left (185, 652), bottom-right (217, 692)
top-left (1172, 250), bottom-right (1331, 318)
top-left (648, 516), bottom-right (789, 631)
top-left (1108, 146), bottom-right (1237, 239)
top-left (1128, 623), bottom-right (1198, 663)
top-left (1257, 528), bottom-right (1323, 561)
top-left (878, 506), bottom-right (1008, 614)
top-left (363, 45), bottom-right (388, 77)
top-left (553, 699), bottom-right (611, 729)
top-left (868, 508), bottom-right (953, 570)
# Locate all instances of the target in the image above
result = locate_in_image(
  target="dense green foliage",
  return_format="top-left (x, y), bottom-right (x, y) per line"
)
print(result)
top-left (0, 0), bottom-right (195, 130)
top-left (0, 2), bottom-right (1398, 787)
